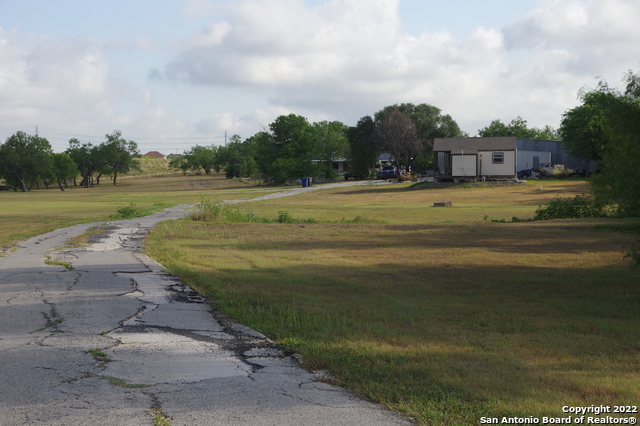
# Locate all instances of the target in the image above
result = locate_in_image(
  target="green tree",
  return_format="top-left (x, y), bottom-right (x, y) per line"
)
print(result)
top-left (0, 131), bottom-right (52, 192)
top-left (256, 114), bottom-right (318, 184)
top-left (558, 95), bottom-right (608, 162)
top-left (347, 115), bottom-right (377, 176)
top-left (51, 152), bottom-right (78, 191)
top-left (216, 135), bottom-right (258, 179)
top-left (586, 70), bottom-right (640, 217)
top-left (313, 121), bottom-right (349, 179)
top-left (100, 130), bottom-right (140, 185)
top-left (375, 103), bottom-right (465, 170)
top-left (168, 155), bottom-right (190, 175)
top-left (372, 107), bottom-right (421, 170)
top-left (66, 138), bottom-right (100, 187)
top-left (188, 145), bottom-right (217, 175)
top-left (478, 116), bottom-right (558, 139)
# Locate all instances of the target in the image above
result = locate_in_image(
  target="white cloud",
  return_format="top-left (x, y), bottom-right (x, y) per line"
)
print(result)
top-left (159, 0), bottom-right (640, 135)
top-left (0, 28), bottom-right (196, 151)
top-left (2, 0), bottom-right (640, 151)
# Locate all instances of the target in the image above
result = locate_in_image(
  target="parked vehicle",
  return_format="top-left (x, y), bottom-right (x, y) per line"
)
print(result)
top-left (344, 173), bottom-right (365, 180)
top-left (377, 165), bottom-right (398, 179)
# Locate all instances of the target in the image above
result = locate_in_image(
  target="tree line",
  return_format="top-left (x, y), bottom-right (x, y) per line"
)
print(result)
top-left (0, 130), bottom-right (139, 191)
top-left (1, 69), bottom-right (638, 218)
top-left (167, 103), bottom-right (467, 184)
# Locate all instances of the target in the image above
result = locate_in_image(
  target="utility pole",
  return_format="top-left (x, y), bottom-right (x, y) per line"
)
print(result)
top-left (35, 125), bottom-right (38, 136)
top-left (224, 130), bottom-right (227, 145)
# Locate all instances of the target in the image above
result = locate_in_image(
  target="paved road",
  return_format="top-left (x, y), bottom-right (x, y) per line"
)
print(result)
top-left (0, 181), bottom-right (410, 425)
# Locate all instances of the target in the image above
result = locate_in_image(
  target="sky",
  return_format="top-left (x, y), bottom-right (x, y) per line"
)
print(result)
top-left (1, 0), bottom-right (639, 154)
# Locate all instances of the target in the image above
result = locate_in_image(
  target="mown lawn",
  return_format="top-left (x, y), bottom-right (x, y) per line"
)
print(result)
top-left (145, 179), bottom-right (640, 425)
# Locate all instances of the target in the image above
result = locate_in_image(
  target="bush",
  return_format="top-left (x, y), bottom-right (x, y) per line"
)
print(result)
top-left (534, 195), bottom-right (611, 220)
top-left (189, 198), bottom-right (225, 222)
top-left (111, 203), bottom-right (141, 219)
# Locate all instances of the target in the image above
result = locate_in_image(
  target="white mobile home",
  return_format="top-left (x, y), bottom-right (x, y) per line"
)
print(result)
top-left (433, 137), bottom-right (588, 181)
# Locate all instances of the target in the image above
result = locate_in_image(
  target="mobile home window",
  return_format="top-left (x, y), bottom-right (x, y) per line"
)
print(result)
top-left (492, 152), bottom-right (504, 164)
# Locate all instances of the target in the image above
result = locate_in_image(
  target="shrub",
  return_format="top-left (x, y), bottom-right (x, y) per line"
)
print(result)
top-left (534, 195), bottom-right (611, 220)
top-left (189, 198), bottom-right (225, 222)
top-left (112, 203), bottom-right (141, 219)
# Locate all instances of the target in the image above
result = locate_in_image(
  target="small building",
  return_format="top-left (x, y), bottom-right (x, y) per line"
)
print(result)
top-left (167, 153), bottom-right (183, 159)
top-left (377, 153), bottom-right (394, 167)
top-left (143, 151), bottom-right (167, 159)
top-left (433, 137), bottom-right (595, 181)
top-left (311, 157), bottom-right (349, 174)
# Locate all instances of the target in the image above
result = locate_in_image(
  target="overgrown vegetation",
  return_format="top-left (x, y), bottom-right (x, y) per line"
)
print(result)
top-left (108, 203), bottom-right (146, 219)
top-left (560, 70), bottom-right (640, 217)
top-left (189, 197), bottom-right (382, 224)
top-left (533, 194), bottom-right (613, 220)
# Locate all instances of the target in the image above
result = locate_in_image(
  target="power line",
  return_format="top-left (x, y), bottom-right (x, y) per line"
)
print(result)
top-left (38, 131), bottom-right (226, 140)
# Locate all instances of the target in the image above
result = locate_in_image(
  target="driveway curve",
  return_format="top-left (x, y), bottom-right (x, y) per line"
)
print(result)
top-left (0, 180), bottom-right (410, 425)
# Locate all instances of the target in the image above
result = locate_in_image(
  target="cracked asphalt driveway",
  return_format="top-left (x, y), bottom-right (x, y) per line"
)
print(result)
top-left (0, 181), bottom-right (411, 425)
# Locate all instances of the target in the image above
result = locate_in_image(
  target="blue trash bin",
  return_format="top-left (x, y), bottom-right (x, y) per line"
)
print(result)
top-left (301, 177), bottom-right (309, 187)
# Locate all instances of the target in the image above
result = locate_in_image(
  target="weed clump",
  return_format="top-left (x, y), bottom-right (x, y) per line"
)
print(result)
top-left (276, 211), bottom-right (318, 224)
top-left (189, 198), bottom-right (226, 222)
top-left (110, 203), bottom-right (142, 219)
top-left (190, 198), bottom-right (268, 223)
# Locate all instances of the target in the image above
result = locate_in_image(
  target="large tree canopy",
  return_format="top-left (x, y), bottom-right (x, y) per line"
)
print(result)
top-left (372, 107), bottom-right (421, 170)
top-left (101, 130), bottom-right (140, 185)
top-left (313, 121), bottom-right (349, 179)
top-left (51, 152), bottom-right (78, 191)
top-left (0, 131), bottom-right (53, 192)
top-left (374, 103), bottom-right (465, 170)
top-left (586, 70), bottom-right (640, 216)
top-left (347, 115), bottom-right (377, 176)
top-left (216, 134), bottom-right (258, 179)
top-left (256, 114), bottom-right (318, 184)
top-left (558, 99), bottom-right (608, 162)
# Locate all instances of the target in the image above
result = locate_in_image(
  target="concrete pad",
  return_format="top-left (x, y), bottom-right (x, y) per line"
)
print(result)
top-left (103, 329), bottom-right (251, 384)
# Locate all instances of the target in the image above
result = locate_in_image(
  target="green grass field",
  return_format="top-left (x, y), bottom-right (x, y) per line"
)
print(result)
top-left (144, 179), bottom-right (640, 425)
top-left (0, 173), bottom-right (273, 249)
top-left (2, 175), bottom-right (638, 425)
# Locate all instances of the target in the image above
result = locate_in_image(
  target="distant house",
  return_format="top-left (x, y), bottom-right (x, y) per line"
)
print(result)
top-left (166, 153), bottom-right (182, 159)
top-left (311, 153), bottom-right (395, 176)
top-left (433, 137), bottom-right (595, 181)
top-left (143, 151), bottom-right (167, 159)
top-left (377, 153), bottom-right (394, 167)
top-left (311, 157), bottom-right (349, 174)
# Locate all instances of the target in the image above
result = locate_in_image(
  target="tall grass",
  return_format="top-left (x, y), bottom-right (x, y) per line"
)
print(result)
top-left (189, 197), bottom-right (380, 224)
